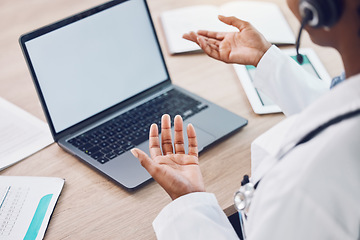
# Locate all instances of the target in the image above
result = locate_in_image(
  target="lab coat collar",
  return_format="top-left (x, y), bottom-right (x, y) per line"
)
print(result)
top-left (282, 73), bottom-right (360, 150)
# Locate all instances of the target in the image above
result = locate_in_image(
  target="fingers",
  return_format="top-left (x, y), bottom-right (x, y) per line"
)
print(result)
top-left (174, 115), bottom-right (185, 154)
top-left (218, 15), bottom-right (249, 31)
top-left (203, 37), bottom-right (221, 47)
top-left (197, 30), bottom-right (225, 41)
top-left (161, 114), bottom-right (173, 155)
top-left (182, 31), bottom-right (199, 44)
top-left (198, 36), bottom-right (221, 60)
top-left (154, 114), bottom-right (198, 157)
top-left (130, 148), bottom-right (157, 176)
top-left (199, 36), bottom-right (221, 50)
top-left (183, 31), bottom-right (225, 45)
top-left (149, 123), bottom-right (162, 159)
top-left (187, 123), bottom-right (198, 157)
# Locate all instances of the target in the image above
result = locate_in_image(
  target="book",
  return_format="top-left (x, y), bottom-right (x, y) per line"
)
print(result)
top-left (0, 97), bottom-right (53, 171)
top-left (0, 176), bottom-right (64, 239)
top-left (160, 1), bottom-right (295, 54)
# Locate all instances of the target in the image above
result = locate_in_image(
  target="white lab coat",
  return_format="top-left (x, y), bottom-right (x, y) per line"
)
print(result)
top-left (152, 46), bottom-right (360, 240)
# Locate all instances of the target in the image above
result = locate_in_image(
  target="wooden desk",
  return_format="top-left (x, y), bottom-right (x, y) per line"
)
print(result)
top-left (0, 0), bottom-right (343, 239)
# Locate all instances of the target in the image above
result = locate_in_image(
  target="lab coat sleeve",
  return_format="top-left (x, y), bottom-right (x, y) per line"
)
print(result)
top-left (153, 192), bottom-right (239, 240)
top-left (253, 45), bottom-right (328, 116)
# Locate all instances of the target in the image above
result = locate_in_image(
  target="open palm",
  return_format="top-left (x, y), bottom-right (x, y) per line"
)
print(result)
top-left (183, 15), bottom-right (271, 66)
top-left (131, 114), bottom-right (205, 200)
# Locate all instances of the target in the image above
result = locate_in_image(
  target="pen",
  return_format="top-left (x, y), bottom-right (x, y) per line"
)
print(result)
top-left (0, 186), bottom-right (11, 209)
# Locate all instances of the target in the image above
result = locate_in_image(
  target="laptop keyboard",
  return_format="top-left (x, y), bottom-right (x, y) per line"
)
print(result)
top-left (67, 89), bottom-right (208, 164)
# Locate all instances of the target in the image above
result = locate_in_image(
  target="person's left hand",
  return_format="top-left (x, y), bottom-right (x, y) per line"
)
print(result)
top-left (130, 114), bottom-right (205, 200)
top-left (183, 15), bottom-right (271, 67)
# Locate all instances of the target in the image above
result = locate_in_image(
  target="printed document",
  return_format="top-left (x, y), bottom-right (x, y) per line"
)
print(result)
top-left (0, 97), bottom-right (53, 171)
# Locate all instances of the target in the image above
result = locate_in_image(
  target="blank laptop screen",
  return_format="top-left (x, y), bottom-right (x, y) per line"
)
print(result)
top-left (25, 0), bottom-right (168, 133)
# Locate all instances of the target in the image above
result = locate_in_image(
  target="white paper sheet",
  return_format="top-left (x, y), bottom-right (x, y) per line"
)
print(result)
top-left (0, 97), bottom-right (53, 170)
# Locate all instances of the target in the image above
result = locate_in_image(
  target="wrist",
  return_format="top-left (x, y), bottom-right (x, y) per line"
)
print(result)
top-left (254, 42), bottom-right (272, 67)
top-left (170, 191), bottom-right (204, 201)
top-left (169, 184), bottom-right (206, 200)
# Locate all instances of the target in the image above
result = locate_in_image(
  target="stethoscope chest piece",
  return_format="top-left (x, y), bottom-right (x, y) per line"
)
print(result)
top-left (234, 175), bottom-right (255, 214)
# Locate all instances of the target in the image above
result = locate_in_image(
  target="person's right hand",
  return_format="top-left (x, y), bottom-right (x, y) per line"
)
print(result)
top-left (130, 114), bottom-right (205, 200)
top-left (183, 15), bottom-right (271, 67)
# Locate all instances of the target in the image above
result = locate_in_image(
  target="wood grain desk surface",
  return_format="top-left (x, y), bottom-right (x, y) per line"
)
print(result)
top-left (0, 0), bottom-right (343, 239)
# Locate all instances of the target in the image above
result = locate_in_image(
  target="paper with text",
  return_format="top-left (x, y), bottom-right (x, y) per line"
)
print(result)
top-left (0, 97), bottom-right (53, 171)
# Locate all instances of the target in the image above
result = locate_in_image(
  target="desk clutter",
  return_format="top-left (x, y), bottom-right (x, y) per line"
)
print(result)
top-left (0, 98), bottom-right (60, 239)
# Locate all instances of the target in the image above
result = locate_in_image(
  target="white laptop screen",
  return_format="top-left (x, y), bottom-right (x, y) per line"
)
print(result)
top-left (25, 0), bottom-right (168, 133)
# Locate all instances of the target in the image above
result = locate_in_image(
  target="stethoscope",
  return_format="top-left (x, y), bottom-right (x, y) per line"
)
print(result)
top-left (233, 108), bottom-right (360, 239)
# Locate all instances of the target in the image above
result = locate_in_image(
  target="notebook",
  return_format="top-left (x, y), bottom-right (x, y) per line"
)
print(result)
top-left (19, 0), bottom-right (247, 190)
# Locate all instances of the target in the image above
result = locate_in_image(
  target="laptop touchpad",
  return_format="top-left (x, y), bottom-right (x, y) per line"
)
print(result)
top-left (184, 124), bottom-right (216, 153)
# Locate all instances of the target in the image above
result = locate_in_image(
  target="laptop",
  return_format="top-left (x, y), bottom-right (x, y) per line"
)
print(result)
top-left (19, 0), bottom-right (247, 190)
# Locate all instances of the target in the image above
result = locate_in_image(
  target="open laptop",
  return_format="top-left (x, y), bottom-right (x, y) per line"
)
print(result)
top-left (19, 0), bottom-right (247, 190)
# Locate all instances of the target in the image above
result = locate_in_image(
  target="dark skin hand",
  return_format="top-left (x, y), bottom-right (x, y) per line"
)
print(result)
top-left (183, 15), bottom-right (272, 67)
top-left (131, 114), bottom-right (205, 200)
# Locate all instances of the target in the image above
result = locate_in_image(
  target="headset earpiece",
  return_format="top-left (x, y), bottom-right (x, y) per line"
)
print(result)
top-left (296, 0), bottom-right (343, 64)
top-left (299, 0), bottom-right (343, 28)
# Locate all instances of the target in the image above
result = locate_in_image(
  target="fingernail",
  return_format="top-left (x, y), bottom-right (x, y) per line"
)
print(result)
top-left (130, 149), bottom-right (138, 158)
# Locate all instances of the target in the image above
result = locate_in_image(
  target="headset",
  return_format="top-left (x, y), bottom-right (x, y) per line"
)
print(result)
top-left (296, 0), bottom-right (343, 63)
